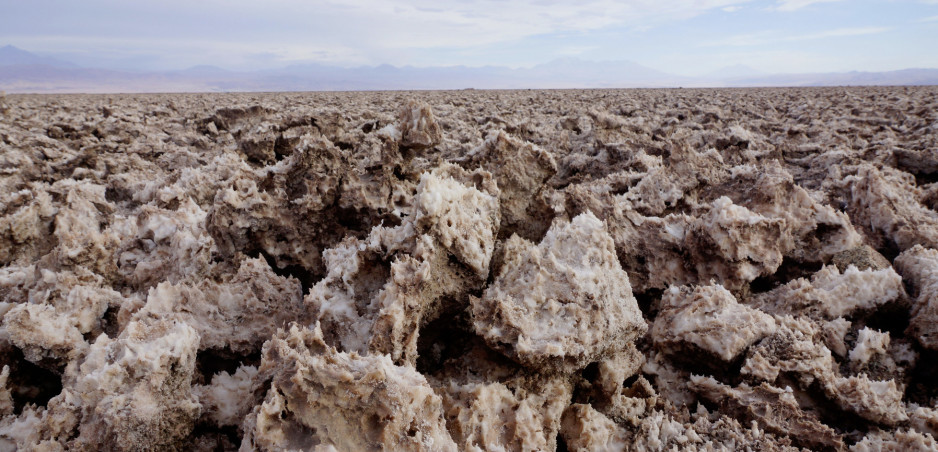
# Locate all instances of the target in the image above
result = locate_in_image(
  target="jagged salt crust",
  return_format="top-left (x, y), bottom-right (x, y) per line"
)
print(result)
top-left (1, 88), bottom-right (937, 450)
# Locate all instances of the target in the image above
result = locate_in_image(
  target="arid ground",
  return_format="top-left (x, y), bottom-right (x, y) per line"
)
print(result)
top-left (1, 87), bottom-right (938, 451)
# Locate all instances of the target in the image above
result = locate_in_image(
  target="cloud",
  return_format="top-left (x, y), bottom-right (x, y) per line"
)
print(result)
top-left (723, 6), bottom-right (742, 12)
top-left (701, 26), bottom-right (890, 47)
top-left (917, 15), bottom-right (938, 22)
top-left (305, 0), bottom-right (755, 49)
top-left (774, 0), bottom-right (844, 12)
top-left (797, 27), bottom-right (892, 39)
top-left (0, 0), bottom-right (754, 66)
top-left (555, 45), bottom-right (599, 56)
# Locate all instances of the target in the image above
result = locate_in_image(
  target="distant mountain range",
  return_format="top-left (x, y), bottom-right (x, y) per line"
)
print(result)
top-left (1, 45), bottom-right (936, 93)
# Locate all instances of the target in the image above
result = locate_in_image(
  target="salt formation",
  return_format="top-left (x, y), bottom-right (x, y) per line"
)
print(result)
top-left (1, 87), bottom-right (937, 450)
top-left (241, 324), bottom-right (456, 451)
top-left (749, 264), bottom-right (904, 319)
top-left (471, 212), bottom-right (646, 373)
top-left (652, 284), bottom-right (776, 362)
top-left (894, 245), bottom-right (938, 349)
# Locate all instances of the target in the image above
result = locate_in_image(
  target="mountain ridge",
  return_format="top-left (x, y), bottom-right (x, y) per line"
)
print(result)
top-left (1, 45), bottom-right (936, 93)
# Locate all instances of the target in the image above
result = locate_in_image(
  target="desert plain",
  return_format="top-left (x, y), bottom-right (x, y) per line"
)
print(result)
top-left (1, 87), bottom-right (938, 451)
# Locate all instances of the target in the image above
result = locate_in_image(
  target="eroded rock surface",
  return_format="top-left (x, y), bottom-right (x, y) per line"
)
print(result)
top-left (2, 87), bottom-right (937, 450)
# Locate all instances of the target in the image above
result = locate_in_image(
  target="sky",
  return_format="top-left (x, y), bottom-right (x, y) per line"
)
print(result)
top-left (1, 0), bottom-right (937, 76)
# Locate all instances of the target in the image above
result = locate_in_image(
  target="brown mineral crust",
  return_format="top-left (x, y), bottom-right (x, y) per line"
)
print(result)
top-left (192, 364), bottom-right (258, 428)
top-left (702, 159), bottom-right (862, 265)
top-left (561, 400), bottom-right (807, 452)
top-left (398, 100), bottom-right (443, 151)
top-left (894, 245), bottom-right (938, 349)
top-left (851, 429), bottom-right (938, 452)
top-left (832, 245), bottom-right (893, 272)
top-left (607, 403), bottom-right (804, 452)
top-left (0, 318), bottom-right (203, 451)
top-left (365, 235), bottom-right (479, 365)
top-left (436, 376), bottom-right (571, 451)
top-left (244, 324), bottom-right (457, 451)
top-left (413, 162), bottom-right (500, 278)
top-left (455, 130), bottom-right (557, 241)
top-left (114, 198), bottom-right (215, 290)
top-left (0, 264), bottom-right (124, 366)
top-left (909, 404), bottom-right (938, 439)
top-left (207, 104), bottom-right (414, 279)
top-left (0, 188), bottom-right (57, 268)
top-left (2, 303), bottom-right (87, 363)
top-left (0, 366), bottom-right (12, 417)
top-left (560, 403), bottom-right (629, 452)
top-left (426, 338), bottom-right (573, 452)
top-left (828, 374), bottom-right (907, 426)
top-left (471, 211), bottom-right (647, 373)
top-left (642, 348), bottom-right (699, 410)
top-left (682, 196), bottom-right (791, 287)
top-left (70, 319), bottom-right (202, 450)
top-left (551, 159), bottom-right (858, 294)
top-left (893, 147), bottom-right (938, 181)
top-left (742, 316), bottom-right (840, 387)
top-left (586, 342), bottom-right (646, 413)
top-left (205, 135), bottom-right (353, 276)
top-left (688, 375), bottom-right (844, 451)
top-left (848, 164), bottom-right (938, 252)
top-left (742, 316), bottom-right (909, 427)
top-left (307, 163), bottom-right (495, 365)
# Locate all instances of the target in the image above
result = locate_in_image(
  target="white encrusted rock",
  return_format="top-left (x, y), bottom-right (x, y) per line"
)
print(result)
top-left (751, 265), bottom-right (904, 319)
top-left (68, 318), bottom-right (202, 450)
top-left (560, 404), bottom-right (630, 452)
top-left (471, 211), bottom-right (647, 372)
top-left (414, 163), bottom-right (500, 278)
top-left (849, 327), bottom-right (891, 365)
top-left (242, 324), bottom-right (457, 451)
top-left (652, 284), bottom-right (776, 362)
top-left (127, 256), bottom-right (303, 354)
top-left (193, 365), bottom-right (259, 427)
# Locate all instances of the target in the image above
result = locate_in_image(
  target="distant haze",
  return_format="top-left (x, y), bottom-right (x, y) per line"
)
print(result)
top-left (1, 0), bottom-right (937, 92)
top-left (2, 45), bottom-right (937, 93)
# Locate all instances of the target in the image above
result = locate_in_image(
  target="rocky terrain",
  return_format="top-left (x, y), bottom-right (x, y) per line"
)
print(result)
top-left (0, 86), bottom-right (937, 451)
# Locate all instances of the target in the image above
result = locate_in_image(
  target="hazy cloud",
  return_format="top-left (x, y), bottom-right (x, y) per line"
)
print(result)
top-left (0, 0), bottom-right (754, 68)
top-left (0, 0), bottom-right (933, 74)
top-left (701, 26), bottom-right (890, 47)
top-left (774, 0), bottom-right (844, 12)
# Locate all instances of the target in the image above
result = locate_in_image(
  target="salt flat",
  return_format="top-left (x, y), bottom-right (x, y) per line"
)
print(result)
top-left (1, 87), bottom-right (937, 450)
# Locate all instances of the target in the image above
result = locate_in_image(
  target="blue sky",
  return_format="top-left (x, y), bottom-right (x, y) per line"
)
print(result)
top-left (1, 0), bottom-right (936, 75)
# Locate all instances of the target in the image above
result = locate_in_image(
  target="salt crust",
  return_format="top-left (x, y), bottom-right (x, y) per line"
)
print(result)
top-left (240, 323), bottom-right (456, 451)
top-left (471, 211), bottom-right (647, 373)
top-left (1, 89), bottom-right (937, 450)
top-left (652, 283), bottom-right (776, 362)
top-left (750, 264), bottom-right (904, 319)
top-left (894, 245), bottom-right (938, 349)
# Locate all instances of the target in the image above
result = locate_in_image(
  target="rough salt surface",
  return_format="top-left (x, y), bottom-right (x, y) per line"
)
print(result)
top-left (1, 88), bottom-right (937, 450)
top-left (471, 211), bottom-right (647, 372)
top-left (653, 283), bottom-right (776, 362)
